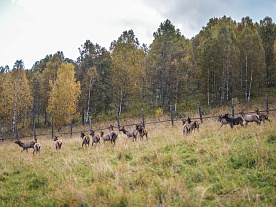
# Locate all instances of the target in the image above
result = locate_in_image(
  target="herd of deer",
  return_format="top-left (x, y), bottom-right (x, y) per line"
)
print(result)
top-left (13, 123), bottom-right (148, 154)
top-left (182, 109), bottom-right (271, 136)
top-left (13, 109), bottom-right (271, 154)
top-left (217, 109), bottom-right (271, 129)
top-left (79, 123), bottom-right (148, 148)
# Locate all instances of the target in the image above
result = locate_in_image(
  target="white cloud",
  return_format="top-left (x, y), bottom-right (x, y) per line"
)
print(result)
top-left (0, 0), bottom-right (275, 69)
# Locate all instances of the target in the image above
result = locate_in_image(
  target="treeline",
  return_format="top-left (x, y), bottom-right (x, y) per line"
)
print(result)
top-left (0, 16), bottom-right (275, 134)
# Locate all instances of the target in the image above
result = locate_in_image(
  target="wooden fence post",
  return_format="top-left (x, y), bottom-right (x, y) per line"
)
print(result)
top-left (51, 116), bottom-right (54, 138)
top-left (142, 109), bottom-right (145, 127)
top-left (1, 128), bottom-right (4, 144)
top-left (116, 111), bottom-right (120, 129)
top-left (198, 101), bottom-right (203, 123)
top-left (266, 94), bottom-right (269, 113)
top-left (170, 105), bottom-right (174, 126)
top-left (82, 110), bottom-right (85, 125)
top-left (89, 116), bottom-right (92, 133)
top-left (33, 122), bottom-right (37, 139)
top-left (70, 119), bottom-right (73, 137)
top-left (232, 98), bottom-right (235, 118)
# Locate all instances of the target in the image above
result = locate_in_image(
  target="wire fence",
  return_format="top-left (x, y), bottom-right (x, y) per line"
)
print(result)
top-left (1, 96), bottom-right (275, 143)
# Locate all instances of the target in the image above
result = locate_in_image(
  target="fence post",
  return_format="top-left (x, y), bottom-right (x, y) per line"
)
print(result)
top-left (170, 105), bottom-right (174, 126)
top-left (116, 111), bottom-right (120, 129)
top-left (232, 98), bottom-right (235, 118)
top-left (198, 101), bottom-right (203, 123)
top-left (82, 110), bottom-right (85, 125)
top-left (89, 116), bottom-right (92, 133)
top-left (33, 122), bottom-right (37, 139)
top-left (11, 119), bottom-right (15, 140)
top-left (70, 119), bottom-right (73, 137)
top-left (51, 116), bottom-right (54, 138)
top-left (1, 128), bottom-right (4, 144)
top-left (266, 94), bottom-right (269, 113)
top-left (141, 109), bottom-right (145, 127)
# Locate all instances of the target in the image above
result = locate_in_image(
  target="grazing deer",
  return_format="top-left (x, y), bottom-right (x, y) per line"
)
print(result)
top-left (119, 126), bottom-right (138, 142)
top-left (80, 132), bottom-right (90, 148)
top-left (53, 136), bottom-right (62, 150)
top-left (14, 140), bottom-right (35, 153)
top-left (90, 130), bottom-right (100, 146)
top-left (239, 110), bottom-right (260, 126)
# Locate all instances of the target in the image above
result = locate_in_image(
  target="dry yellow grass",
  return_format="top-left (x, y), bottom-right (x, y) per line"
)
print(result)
top-left (0, 111), bottom-right (275, 206)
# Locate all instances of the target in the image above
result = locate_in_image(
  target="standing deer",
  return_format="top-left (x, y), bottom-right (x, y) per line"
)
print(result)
top-left (218, 114), bottom-right (229, 128)
top-left (100, 131), bottom-right (116, 145)
top-left (239, 110), bottom-right (260, 126)
top-left (14, 140), bottom-right (35, 153)
top-left (255, 109), bottom-right (271, 124)
top-left (33, 138), bottom-right (41, 155)
top-left (90, 130), bottom-right (100, 146)
top-left (53, 136), bottom-right (62, 150)
top-left (135, 123), bottom-right (148, 141)
top-left (119, 126), bottom-right (138, 142)
top-left (187, 117), bottom-right (200, 132)
top-left (221, 114), bottom-right (244, 128)
top-left (80, 132), bottom-right (90, 148)
top-left (108, 125), bottom-right (118, 144)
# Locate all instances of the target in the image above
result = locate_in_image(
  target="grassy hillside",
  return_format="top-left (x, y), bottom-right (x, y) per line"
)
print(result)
top-left (0, 113), bottom-right (275, 206)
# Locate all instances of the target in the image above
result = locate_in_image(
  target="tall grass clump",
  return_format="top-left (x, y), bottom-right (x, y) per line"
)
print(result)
top-left (0, 112), bottom-right (275, 206)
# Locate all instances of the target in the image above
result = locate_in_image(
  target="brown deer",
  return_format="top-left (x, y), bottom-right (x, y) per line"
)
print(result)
top-left (80, 132), bottom-right (90, 148)
top-left (53, 136), bottom-right (62, 150)
top-left (14, 139), bottom-right (35, 153)
top-left (255, 109), bottom-right (271, 124)
top-left (33, 138), bottom-right (41, 155)
top-left (187, 117), bottom-right (200, 132)
top-left (135, 123), bottom-right (148, 141)
top-left (221, 114), bottom-right (244, 128)
top-left (107, 125), bottom-right (118, 144)
top-left (119, 126), bottom-right (138, 142)
top-left (218, 114), bottom-right (229, 128)
top-left (90, 130), bottom-right (100, 146)
top-left (239, 110), bottom-right (260, 126)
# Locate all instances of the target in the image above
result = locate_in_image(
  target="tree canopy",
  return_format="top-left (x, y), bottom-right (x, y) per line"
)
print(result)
top-left (0, 15), bottom-right (275, 133)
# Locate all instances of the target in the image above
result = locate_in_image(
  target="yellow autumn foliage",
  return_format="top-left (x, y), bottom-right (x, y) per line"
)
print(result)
top-left (47, 63), bottom-right (81, 127)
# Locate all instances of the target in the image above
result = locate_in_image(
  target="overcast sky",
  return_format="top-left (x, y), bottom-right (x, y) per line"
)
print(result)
top-left (0, 0), bottom-right (275, 69)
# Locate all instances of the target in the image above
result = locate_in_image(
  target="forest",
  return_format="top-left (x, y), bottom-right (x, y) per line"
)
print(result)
top-left (0, 16), bottom-right (275, 137)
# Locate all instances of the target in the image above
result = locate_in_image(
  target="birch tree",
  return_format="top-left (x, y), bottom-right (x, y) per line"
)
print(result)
top-left (0, 68), bottom-right (33, 137)
top-left (110, 30), bottom-right (145, 113)
top-left (237, 17), bottom-right (265, 102)
top-left (47, 63), bottom-right (81, 127)
top-left (258, 16), bottom-right (276, 87)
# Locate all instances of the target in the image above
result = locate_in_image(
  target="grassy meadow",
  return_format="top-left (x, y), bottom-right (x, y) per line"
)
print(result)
top-left (0, 112), bottom-right (276, 207)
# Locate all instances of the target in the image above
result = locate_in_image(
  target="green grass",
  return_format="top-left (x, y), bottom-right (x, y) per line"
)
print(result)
top-left (0, 114), bottom-right (276, 207)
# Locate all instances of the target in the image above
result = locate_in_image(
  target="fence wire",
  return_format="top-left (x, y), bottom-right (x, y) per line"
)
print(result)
top-left (2, 107), bottom-right (275, 143)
